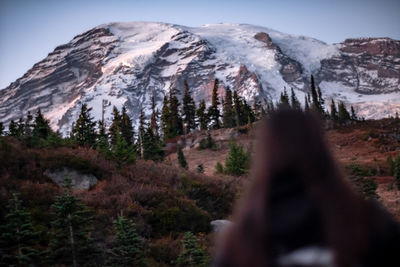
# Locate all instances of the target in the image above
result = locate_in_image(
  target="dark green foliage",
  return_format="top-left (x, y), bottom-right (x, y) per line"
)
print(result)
top-left (330, 99), bottom-right (338, 121)
top-left (142, 127), bottom-right (164, 162)
top-left (290, 88), bottom-right (301, 110)
top-left (348, 163), bottom-right (376, 177)
top-left (0, 193), bottom-right (39, 266)
top-left (178, 146), bottom-right (188, 169)
top-left (310, 75), bottom-right (325, 116)
top-left (120, 106), bottom-right (135, 147)
top-left (150, 94), bottom-right (160, 136)
top-left (223, 88), bottom-right (235, 128)
top-left (198, 132), bottom-right (216, 150)
top-left (394, 156), bottom-right (400, 189)
top-left (350, 106), bottom-right (357, 121)
top-left (177, 232), bottom-right (208, 267)
top-left (169, 88), bottom-right (184, 137)
top-left (304, 94), bottom-right (310, 112)
top-left (0, 122), bottom-right (4, 136)
top-left (182, 81), bottom-right (197, 132)
top-left (232, 91), bottom-right (255, 126)
top-left (97, 120), bottom-right (111, 156)
top-left (338, 101), bottom-right (351, 124)
top-left (215, 162), bottom-right (224, 174)
top-left (161, 95), bottom-right (171, 139)
top-left (196, 164), bottom-right (204, 174)
top-left (196, 100), bottom-right (208, 131)
top-left (112, 131), bottom-right (136, 168)
top-left (107, 215), bottom-right (144, 267)
top-left (109, 106), bottom-right (121, 147)
top-left (208, 79), bottom-right (221, 129)
top-left (387, 155), bottom-right (395, 176)
top-left (71, 104), bottom-right (97, 147)
top-left (279, 88), bottom-right (290, 108)
top-left (252, 97), bottom-right (262, 120)
top-left (224, 142), bottom-right (249, 176)
top-left (8, 120), bottom-right (18, 137)
top-left (361, 178), bottom-right (379, 200)
top-left (137, 108), bottom-right (147, 158)
top-left (47, 180), bottom-right (97, 267)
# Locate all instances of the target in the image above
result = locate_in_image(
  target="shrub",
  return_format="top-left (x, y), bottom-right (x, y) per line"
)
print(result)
top-left (177, 232), bottom-right (208, 267)
top-left (177, 146), bottom-right (188, 169)
top-left (361, 178), bottom-right (379, 199)
top-left (198, 132), bottom-right (217, 150)
top-left (348, 163), bottom-right (375, 177)
top-left (196, 164), bottom-right (204, 174)
top-left (215, 162), bottom-right (224, 174)
top-left (224, 142), bottom-right (249, 176)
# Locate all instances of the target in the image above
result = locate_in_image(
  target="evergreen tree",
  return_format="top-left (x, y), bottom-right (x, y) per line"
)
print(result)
top-left (33, 109), bottom-right (52, 140)
top-left (330, 99), bottom-right (338, 121)
top-left (71, 104), bottom-right (96, 147)
top-left (150, 94), bottom-right (160, 136)
top-left (233, 91), bottom-right (242, 127)
top-left (278, 88), bottom-right (290, 108)
top-left (241, 99), bottom-right (255, 125)
top-left (338, 102), bottom-right (351, 124)
top-left (96, 120), bottom-right (111, 156)
top-left (177, 146), bottom-right (188, 169)
top-left (16, 117), bottom-right (25, 137)
top-left (350, 106), bottom-right (357, 121)
top-left (112, 131), bottom-right (136, 168)
top-left (0, 122), bottom-right (4, 136)
top-left (161, 95), bottom-right (171, 139)
top-left (137, 108), bottom-right (147, 158)
top-left (223, 88), bottom-right (235, 128)
top-left (252, 97), bottom-right (262, 121)
top-left (8, 120), bottom-right (18, 137)
top-left (224, 142), bottom-right (249, 176)
top-left (290, 88), bottom-right (301, 110)
top-left (142, 127), bottom-right (164, 162)
top-left (304, 95), bottom-right (310, 112)
top-left (169, 89), bottom-right (184, 138)
top-left (109, 106), bottom-right (121, 147)
top-left (387, 155), bottom-right (395, 176)
top-left (208, 79), bottom-right (221, 129)
top-left (182, 80), bottom-right (197, 133)
top-left (196, 100), bottom-right (208, 131)
top-left (395, 156), bottom-right (400, 189)
top-left (177, 232), bottom-right (208, 267)
top-left (107, 214), bottom-right (143, 267)
top-left (310, 75), bottom-right (324, 116)
top-left (24, 111), bottom-right (34, 137)
top-left (0, 193), bottom-right (39, 266)
top-left (120, 106), bottom-right (134, 147)
top-left (47, 180), bottom-right (97, 267)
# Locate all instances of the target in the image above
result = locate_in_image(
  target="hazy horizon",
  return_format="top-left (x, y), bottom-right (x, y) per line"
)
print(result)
top-left (1, 0), bottom-right (399, 89)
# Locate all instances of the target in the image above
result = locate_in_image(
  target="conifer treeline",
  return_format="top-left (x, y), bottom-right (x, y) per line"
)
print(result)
top-left (2, 76), bottom-right (361, 154)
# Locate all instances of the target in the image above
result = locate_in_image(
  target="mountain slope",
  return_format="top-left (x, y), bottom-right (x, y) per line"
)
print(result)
top-left (0, 22), bottom-right (399, 134)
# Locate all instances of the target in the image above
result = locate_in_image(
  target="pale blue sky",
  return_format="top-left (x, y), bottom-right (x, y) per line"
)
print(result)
top-left (0, 0), bottom-right (399, 89)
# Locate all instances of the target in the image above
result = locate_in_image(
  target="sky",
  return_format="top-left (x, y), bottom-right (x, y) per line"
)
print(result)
top-left (0, 0), bottom-right (399, 89)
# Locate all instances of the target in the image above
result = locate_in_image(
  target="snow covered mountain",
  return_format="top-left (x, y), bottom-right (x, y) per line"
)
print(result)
top-left (0, 22), bottom-right (399, 134)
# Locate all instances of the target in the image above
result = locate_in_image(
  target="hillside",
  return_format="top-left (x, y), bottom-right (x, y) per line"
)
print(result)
top-left (1, 118), bottom-right (400, 265)
top-left (1, 22), bottom-right (399, 134)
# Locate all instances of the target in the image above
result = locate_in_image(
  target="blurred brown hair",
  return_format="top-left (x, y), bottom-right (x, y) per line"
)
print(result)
top-left (214, 109), bottom-right (399, 267)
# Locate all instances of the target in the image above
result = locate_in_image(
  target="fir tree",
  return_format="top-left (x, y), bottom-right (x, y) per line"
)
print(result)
top-left (169, 89), bottom-right (184, 138)
top-left (241, 99), bottom-right (255, 125)
top-left (330, 99), bottom-right (338, 121)
top-left (47, 180), bottom-right (97, 267)
top-left (71, 104), bottom-right (96, 147)
top-left (150, 94), bottom-right (160, 136)
top-left (304, 95), bottom-right (310, 112)
top-left (109, 106), bottom-right (121, 147)
top-left (142, 126), bottom-right (164, 162)
top-left (310, 75), bottom-right (324, 116)
top-left (290, 88), bottom-right (301, 110)
top-left (107, 214), bottom-right (143, 267)
top-left (8, 120), bottom-right (18, 137)
top-left (208, 79), bottom-right (221, 129)
top-left (97, 120), bottom-right (111, 157)
top-left (196, 100), bottom-right (208, 131)
top-left (177, 232), bottom-right (208, 267)
top-left (0, 122), bottom-right (4, 136)
top-left (112, 131), bottom-right (136, 168)
top-left (224, 142), bottom-right (249, 176)
top-left (278, 88), bottom-right (290, 108)
top-left (223, 88), bottom-right (235, 128)
top-left (178, 146), bottom-right (188, 169)
top-left (338, 101), bottom-right (351, 124)
top-left (24, 111), bottom-right (34, 137)
top-left (16, 117), bottom-right (25, 137)
top-left (137, 108), bottom-right (147, 158)
top-left (233, 91), bottom-right (242, 127)
top-left (0, 193), bottom-right (39, 266)
top-left (182, 80), bottom-right (197, 133)
top-left (350, 106), bottom-right (357, 121)
top-left (161, 95), bottom-right (171, 139)
top-left (33, 109), bottom-right (52, 140)
top-left (120, 106), bottom-right (134, 147)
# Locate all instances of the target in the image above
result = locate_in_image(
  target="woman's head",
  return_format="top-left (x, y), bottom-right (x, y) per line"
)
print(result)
top-left (215, 109), bottom-right (368, 267)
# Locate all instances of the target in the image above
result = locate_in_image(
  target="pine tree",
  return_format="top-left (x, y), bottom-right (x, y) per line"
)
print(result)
top-left (252, 97), bottom-right (262, 121)
top-left (350, 106), bottom-right (357, 121)
top-left (0, 122), bottom-right (4, 136)
top-left (208, 79), bottom-right (221, 129)
top-left (47, 180), bottom-right (97, 267)
top-left (224, 142), bottom-right (249, 176)
top-left (150, 94), bottom-right (160, 136)
top-left (8, 120), bottom-right (18, 137)
top-left (310, 75), bottom-right (324, 116)
top-left (182, 80), bottom-right (197, 133)
top-left (290, 88), bottom-right (301, 110)
top-left (330, 99), bottom-right (338, 121)
top-left (233, 91), bottom-right (242, 127)
top-left (33, 109), bottom-right (52, 140)
top-left (97, 120), bottom-right (111, 156)
top-left (338, 101), bottom-right (351, 124)
top-left (142, 126), bottom-right (164, 162)
top-left (109, 106), bottom-right (121, 147)
top-left (120, 106), bottom-right (134, 147)
top-left (177, 232), bottom-right (208, 267)
top-left (112, 131), bottom-right (136, 168)
top-left (137, 108), bottom-right (146, 158)
top-left (169, 88), bottom-right (184, 138)
top-left (241, 99), bottom-right (255, 125)
top-left (178, 146), bottom-right (188, 169)
top-left (304, 95), bottom-right (310, 112)
top-left (16, 117), bottom-right (25, 137)
top-left (107, 214), bottom-right (143, 267)
top-left (161, 95), bottom-right (171, 139)
top-left (0, 193), bottom-right (39, 266)
top-left (71, 104), bottom-right (97, 147)
top-left (196, 100), bottom-right (208, 131)
top-left (223, 88), bottom-right (235, 128)
top-left (279, 88), bottom-right (290, 108)
top-left (24, 111), bottom-right (34, 137)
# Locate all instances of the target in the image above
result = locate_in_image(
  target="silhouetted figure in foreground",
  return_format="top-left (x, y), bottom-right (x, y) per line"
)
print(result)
top-left (214, 109), bottom-right (400, 267)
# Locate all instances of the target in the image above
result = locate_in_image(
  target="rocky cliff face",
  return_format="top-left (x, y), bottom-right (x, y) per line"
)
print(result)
top-left (0, 22), bottom-right (399, 134)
